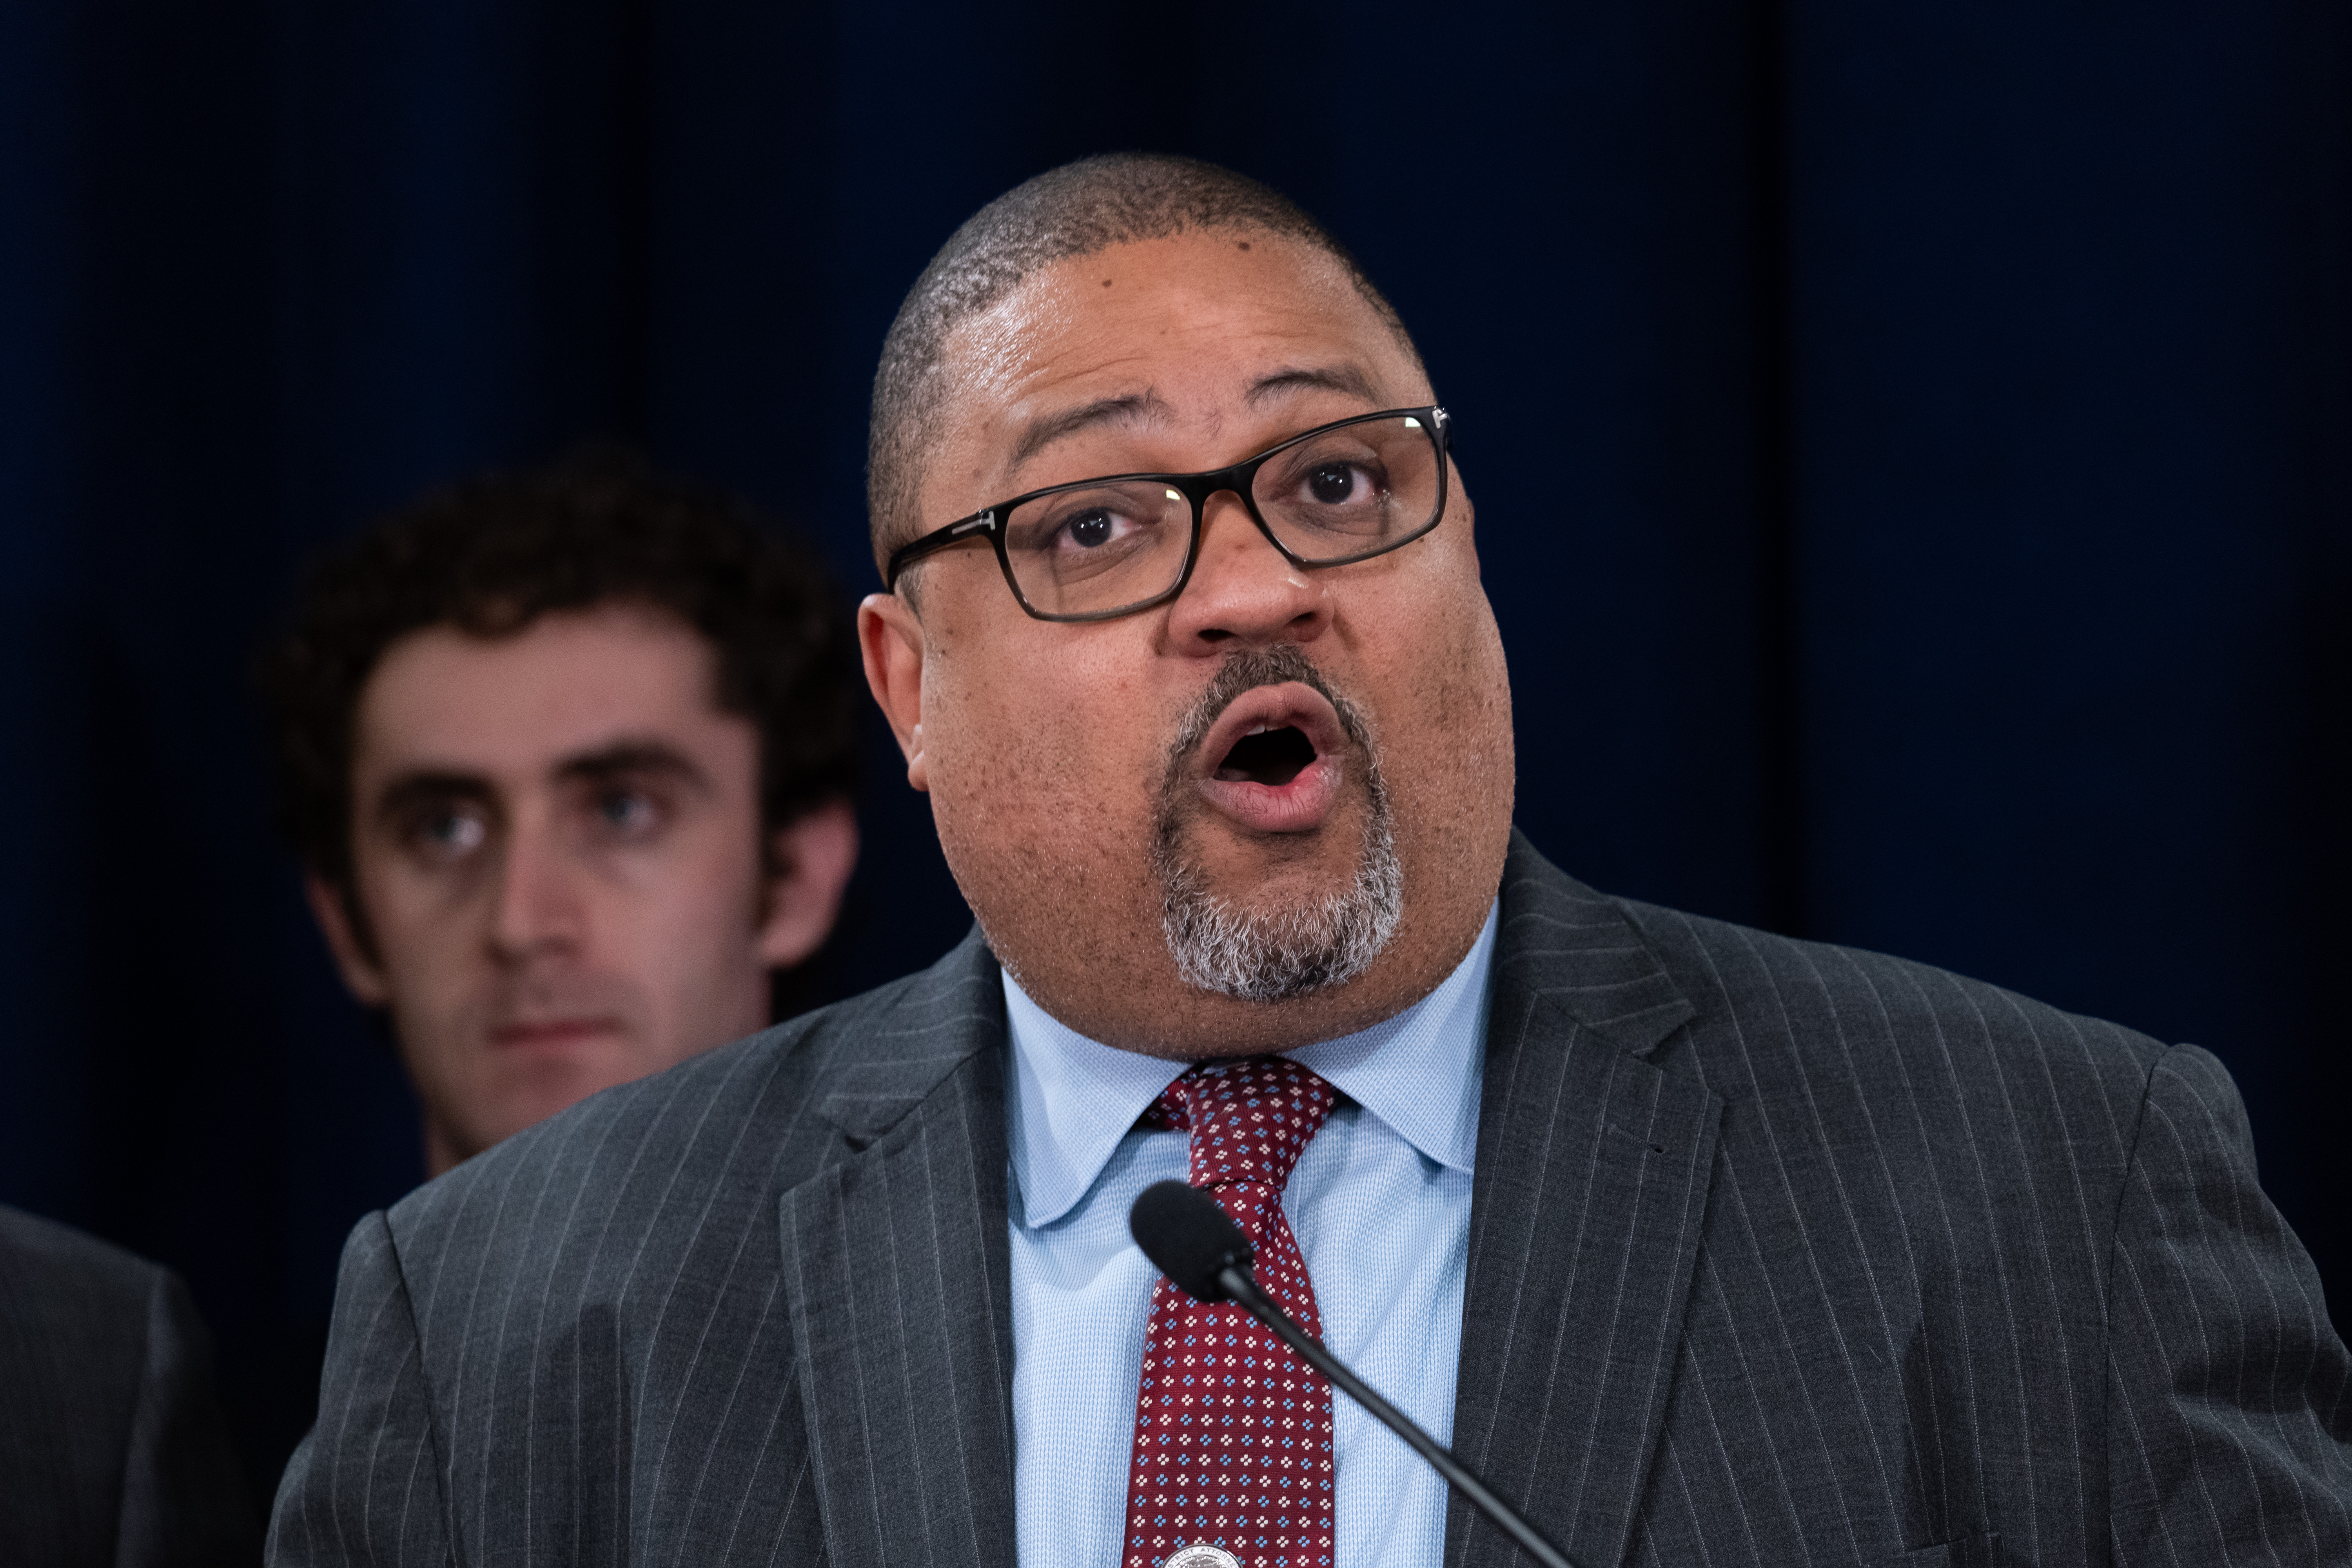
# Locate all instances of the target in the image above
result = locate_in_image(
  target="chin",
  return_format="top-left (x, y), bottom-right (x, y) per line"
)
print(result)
top-left (1193, 832), bottom-right (1365, 895)
top-left (1157, 812), bottom-right (1404, 1006)
top-left (495, 1049), bottom-right (639, 1127)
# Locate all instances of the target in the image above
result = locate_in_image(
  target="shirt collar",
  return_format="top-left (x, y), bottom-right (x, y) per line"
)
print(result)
top-left (1004, 901), bottom-right (1498, 1229)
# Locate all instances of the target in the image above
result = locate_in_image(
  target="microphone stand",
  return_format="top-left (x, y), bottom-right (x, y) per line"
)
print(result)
top-left (1214, 1263), bottom-right (1580, 1568)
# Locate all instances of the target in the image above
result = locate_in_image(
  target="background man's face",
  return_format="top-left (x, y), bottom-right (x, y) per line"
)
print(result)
top-left (308, 604), bottom-right (853, 1174)
top-left (862, 232), bottom-right (1515, 1056)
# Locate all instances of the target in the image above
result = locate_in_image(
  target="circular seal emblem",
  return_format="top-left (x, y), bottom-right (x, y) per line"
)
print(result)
top-left (1161, 1548), bottom-right (1243, 1568)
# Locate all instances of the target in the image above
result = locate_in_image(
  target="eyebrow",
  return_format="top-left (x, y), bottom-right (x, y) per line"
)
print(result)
top-left (1244, 363), bottom-right (1385, 408)
top-left (999, 364), bottom-right (1388, 486)
top-left (371, 769), bottom-right (492, 830)
top-left (1009, 391), bottom-right (1174, 472)
top-left (552, 740), bottom-right (713, 796)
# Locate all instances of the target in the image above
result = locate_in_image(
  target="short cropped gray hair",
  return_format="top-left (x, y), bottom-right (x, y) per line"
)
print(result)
top-left (864, 153), bottom-right (1422, 580)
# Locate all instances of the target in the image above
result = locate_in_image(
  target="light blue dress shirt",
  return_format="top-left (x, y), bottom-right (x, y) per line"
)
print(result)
top-left (1004, 902), bottom-right (1496, 1568)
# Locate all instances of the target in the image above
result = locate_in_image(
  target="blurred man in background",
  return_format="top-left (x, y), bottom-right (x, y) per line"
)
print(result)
top-left (260, 452), bottom-right (860, 1176)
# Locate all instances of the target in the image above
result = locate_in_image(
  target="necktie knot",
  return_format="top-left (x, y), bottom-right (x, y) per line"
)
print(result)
top-left (1146, 1055), bottom-right (1336, 1196)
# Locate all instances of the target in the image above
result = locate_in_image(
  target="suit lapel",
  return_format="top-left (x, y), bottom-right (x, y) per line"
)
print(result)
top-left (777, 935), bottom-right (1019, 1568)
top-left (1445, 836), bottom-right (1724, 1568)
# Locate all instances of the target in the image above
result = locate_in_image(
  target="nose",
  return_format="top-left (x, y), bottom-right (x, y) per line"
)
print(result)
top-left (486, 808), bottom-right (584, 965)
top-left (1163, 491), bottom-right (1330, 654)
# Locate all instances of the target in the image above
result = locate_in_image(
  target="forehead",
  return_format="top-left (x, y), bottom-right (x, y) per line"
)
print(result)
top-left (353, 606), bottom-right (742, 784)
top-left (929, 232), bottom-right (1424, 497)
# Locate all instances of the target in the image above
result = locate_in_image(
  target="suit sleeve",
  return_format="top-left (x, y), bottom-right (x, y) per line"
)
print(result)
top-left (267, 1212), bottom-right (455, 1568)
top-left (2104, 1042), bottom-right (2352, 1561)
top-left (113, 1267), bottom-right (263, 1567)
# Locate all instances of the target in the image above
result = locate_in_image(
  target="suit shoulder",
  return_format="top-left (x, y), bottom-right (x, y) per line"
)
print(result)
top-left (0, 1206), bottom-right (167, 1458)
top-left (0, 1204), bottom-right (165, 1308)
top-left (1605, 893), bottom-right (2172, 1096)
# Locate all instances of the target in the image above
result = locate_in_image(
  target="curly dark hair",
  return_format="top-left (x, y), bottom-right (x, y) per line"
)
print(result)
top-left (258, 450), bottom-right (859, 894)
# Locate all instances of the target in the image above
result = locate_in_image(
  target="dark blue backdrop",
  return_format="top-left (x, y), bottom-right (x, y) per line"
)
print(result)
top-left (2, 0), bottom-right (2345, 1500)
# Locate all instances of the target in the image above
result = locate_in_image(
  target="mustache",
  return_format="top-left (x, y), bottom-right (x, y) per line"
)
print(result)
top-left (1160, 644), bottom-right (1373, 777)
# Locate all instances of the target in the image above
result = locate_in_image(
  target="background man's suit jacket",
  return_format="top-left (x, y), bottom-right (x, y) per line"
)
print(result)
top-left (0, 1205), bottom-right (260, 1567)
top-left (271, 833), bottom-right (2352, 1566)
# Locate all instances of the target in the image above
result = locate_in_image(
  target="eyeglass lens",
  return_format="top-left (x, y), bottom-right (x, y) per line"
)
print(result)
top-left (998, 413), bottom-right (1443, 618)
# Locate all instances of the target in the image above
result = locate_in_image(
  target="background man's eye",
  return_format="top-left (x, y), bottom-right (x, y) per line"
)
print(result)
top-left (415, 811), bottom-right (486, 858)
top-left (598, 791), bottom-right (659, 834)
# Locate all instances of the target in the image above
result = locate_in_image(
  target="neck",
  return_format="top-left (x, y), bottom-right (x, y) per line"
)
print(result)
top-left (422, 1119), bottom-right (470, 1179)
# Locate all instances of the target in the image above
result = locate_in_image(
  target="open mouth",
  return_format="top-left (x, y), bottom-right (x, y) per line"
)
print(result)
top-left (1188, 682), bottom-right (1347, 834)
top-left (1214, 724), bottom-right (1319, 787)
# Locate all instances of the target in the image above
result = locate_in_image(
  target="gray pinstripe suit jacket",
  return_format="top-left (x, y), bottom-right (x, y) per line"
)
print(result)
top-left (271, 833), bottom-right (2352, 1566)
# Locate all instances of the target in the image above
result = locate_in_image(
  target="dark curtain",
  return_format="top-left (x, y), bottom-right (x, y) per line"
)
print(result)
top-left (2, 0), bottom-right (2345, 1504)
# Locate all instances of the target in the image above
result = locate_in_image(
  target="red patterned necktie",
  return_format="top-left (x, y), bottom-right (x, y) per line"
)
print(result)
top-left (1123, 1056), bottom-right (1339, 1568)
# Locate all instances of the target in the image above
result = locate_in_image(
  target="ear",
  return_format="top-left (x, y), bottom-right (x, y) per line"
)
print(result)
top-left (858, 591), bottom-right (930, 793)
top-left (753, 800), bottom-right (860, 969)
top-left (304, 873), bottom-right (392, 1006)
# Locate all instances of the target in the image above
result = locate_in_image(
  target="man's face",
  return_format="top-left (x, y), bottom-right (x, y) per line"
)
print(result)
top-left (309, 605), bottom-right (855, 1174)
top-left (861, 232), bottom-right (1514, 1056)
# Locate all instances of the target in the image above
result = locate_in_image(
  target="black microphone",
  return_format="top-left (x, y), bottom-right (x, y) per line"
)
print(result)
top-left (1129, 1180), bottom-right (1581, 1568)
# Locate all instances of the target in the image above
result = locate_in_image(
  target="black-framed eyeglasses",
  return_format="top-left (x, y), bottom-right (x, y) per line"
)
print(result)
top-left (884, 406), bottom-right (1454, 622)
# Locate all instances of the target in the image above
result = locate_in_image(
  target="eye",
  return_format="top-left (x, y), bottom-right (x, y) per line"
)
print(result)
top-left (1053, 503), bottom-right (1139, 552)
top-left (1001, 481), bottom-right (1185, 604)
top-left (593, 789), bottom-right (662, 839)
top-left (1296, 460), bottom-right (1388, 508)
top-left (406, 806), bottom-right (488, 864)
top-left (1305, 463), bottom-right (1365, 505)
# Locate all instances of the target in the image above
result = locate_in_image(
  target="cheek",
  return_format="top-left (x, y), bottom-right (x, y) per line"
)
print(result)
top-left (570, 848), bottom-right (769, 1051)
top-left (603, 829), bottom-right (766, 956)
top-left (356, 864), bottom-right (477, 991)
top-left (923, 643), bottom-right (1164, 858)
top-left (1364, 581), bottom-right (1510, 769)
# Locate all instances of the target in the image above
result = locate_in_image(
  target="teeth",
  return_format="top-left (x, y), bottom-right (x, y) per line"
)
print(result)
top-left (1246, 724), bottom-right (1268, 735)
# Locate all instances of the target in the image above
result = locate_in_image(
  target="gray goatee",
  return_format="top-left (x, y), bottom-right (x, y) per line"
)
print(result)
top-left (1152, 647), bottom-right (1403, 1003)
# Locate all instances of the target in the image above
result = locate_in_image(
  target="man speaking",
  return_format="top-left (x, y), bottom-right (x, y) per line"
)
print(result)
top-left (272, 156), bottom-right (2350, 1566)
